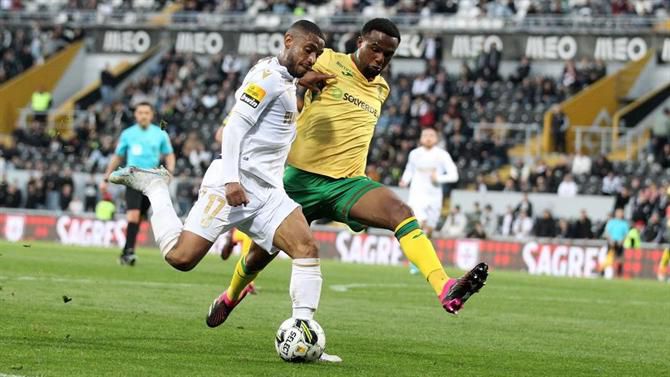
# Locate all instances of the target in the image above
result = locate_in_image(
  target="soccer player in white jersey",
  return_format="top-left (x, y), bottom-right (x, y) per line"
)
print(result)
top-left (400, 128), bottom-right (459, 273)
top-left (109, 21), bottom-right (333, 331)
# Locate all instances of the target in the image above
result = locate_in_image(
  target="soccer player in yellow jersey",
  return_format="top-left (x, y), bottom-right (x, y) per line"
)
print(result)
top-left (213, 19), bottom-right (488, 322)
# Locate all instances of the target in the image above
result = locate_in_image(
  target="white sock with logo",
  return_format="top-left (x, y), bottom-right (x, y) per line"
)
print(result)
top-left (144, 180), bottom-right (182, 259)
top-left (290, 258), bottom-right (322, 320)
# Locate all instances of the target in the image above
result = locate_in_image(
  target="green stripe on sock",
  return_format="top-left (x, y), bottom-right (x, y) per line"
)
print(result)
top-left (395, 219), bottom-right (420, 239)
top-left (240, 256), bottom-right (252, 276)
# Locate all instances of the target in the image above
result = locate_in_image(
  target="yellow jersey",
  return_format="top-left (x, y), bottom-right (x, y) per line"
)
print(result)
top-left (288, 48), bottom-right (390, 178)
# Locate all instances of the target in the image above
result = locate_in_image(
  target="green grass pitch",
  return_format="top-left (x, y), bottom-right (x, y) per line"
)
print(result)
top-left (0, 241), bottom-right (668, 377)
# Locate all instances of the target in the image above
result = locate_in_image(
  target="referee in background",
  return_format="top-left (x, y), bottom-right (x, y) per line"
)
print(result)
top-left (101, 102), bottom-right (175, 266)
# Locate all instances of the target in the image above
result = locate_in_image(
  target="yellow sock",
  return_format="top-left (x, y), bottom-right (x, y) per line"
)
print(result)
top-left (226, 254), bottom-right (258, 302)
top-left (395, 217), bottom-right (450, 295)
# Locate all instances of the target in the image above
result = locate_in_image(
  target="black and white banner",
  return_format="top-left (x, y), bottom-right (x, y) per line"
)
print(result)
top-left (80, 27), bottom-right (670, 63)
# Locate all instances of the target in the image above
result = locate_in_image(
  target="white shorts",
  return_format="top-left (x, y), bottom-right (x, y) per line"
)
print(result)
top-left (409, 199), bottom-right (441, 229)
top-left (183, 160), bottom-right (299, 253)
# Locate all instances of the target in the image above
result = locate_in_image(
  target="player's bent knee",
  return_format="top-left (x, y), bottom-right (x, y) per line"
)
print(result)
top-left (389, 200), bottom-right (414, 228)
top-left (165, 250), bottom-right (197, 271)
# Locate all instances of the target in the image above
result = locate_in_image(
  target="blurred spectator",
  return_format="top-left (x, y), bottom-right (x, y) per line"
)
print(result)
top-left (5, 183), bottom-right (22, 208)
top-left (501, 206), bottom-right (514, 236)
top-left (84, 175), bottom-right (99, 212)
top-left (488, 173), bottom-right (504, 191)
top-left (534, 209), bottom-right (557, 237)
top-left (441, 205), bottom-right (467, 237)
top-left (30, 86), bottom-right (52, 124)
top-left (557, 219), bottom-right (572, 238)
top-left (512, 210), bottom-right (534, 239)
top-left (44, 165), bottom-right (61, 210)
top-left (60, 183), bottom-right (74, 211)
top-left (641, 212), bottom-right (663, 243)
top-left (95, 192), bottom-right (116, 221)
top-left (591, 154), bottom-right (613, 177)
top-left (601, 172), bottom-right (623, 195)
top-left (510, 56), bottom-right (531, 84)
top-left (25, 176), bottom-right (45, 209)
top-left (557, 174), bottom-right (578, 197)
top-left (475, 174), bottom-right (488, 192)
top-left (573, 210), bottom-right (594, 239)
top-left (613, 187), bottom-right (632, 211)
top-left (480, 203), bottom-right (497, 236)
top-left (550, 105), bottom-right (569, 153)
top-left (571, 151), bottom-right (592, 176)
top-left (100, 64), bottom-right (115, 105)
top-left (514, 193), bottom-right (533, 217)
top-left (467, 221), bottom-right (487, 239)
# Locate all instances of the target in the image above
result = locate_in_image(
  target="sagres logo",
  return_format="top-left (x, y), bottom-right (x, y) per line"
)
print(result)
top-left (240, 83), bottom-right (266, 108)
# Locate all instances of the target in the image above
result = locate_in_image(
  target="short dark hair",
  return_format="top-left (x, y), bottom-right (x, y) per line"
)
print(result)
top-left (361, 18), bottom-right (401, 42)
top-left (134, 101), bottom-right (154, 111)
top-left (288, 20), bottom-right (325, 41)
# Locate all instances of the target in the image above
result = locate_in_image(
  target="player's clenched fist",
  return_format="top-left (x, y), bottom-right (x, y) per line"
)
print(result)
top-left (225, 182), bottom-right (249, 207)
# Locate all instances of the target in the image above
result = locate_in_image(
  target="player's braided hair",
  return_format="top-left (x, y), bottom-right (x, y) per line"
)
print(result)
top-left (361, 18), bottom-right (401, 42)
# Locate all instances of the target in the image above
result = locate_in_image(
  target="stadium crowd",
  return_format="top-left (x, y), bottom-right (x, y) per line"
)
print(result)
top-left (1, 48), bottom-right (607, 185)
top-left (3, 0), bottom-right (669, 18)
top-left (0, 25), bottom-right (81, 84)
top-left (1, 41), bottom-right (668, 244)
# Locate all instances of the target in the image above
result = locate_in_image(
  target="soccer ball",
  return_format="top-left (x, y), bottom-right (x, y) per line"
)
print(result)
top-left (275, 318), bottom-right (326, 362)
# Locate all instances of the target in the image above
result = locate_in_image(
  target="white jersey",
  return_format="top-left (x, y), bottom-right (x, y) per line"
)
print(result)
top-left (401, 146), bottom-right (458, 205)
top-left (220, 56), bottom-right (298, 188)
top-left (186, 57), bottom-right (301, 253)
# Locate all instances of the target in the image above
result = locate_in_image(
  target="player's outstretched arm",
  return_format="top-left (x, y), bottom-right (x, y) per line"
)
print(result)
top-left (434, 152), bottom-right (459, 184)
top-left (399, 151), bottom-right (415, 187)
top-left (101, 154), bottom-right (124, 192)
top-left (164, 153), bottom-right (176, 174)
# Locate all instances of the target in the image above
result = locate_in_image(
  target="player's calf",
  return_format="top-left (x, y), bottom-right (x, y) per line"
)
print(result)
top-left (163, 231), bottom-right (214, 272)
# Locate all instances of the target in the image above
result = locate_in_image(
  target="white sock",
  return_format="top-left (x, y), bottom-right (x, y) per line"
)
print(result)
top-left (290, 258), bottom-right (322, 320)
top-left (145, 180), bottom-right (183, 259)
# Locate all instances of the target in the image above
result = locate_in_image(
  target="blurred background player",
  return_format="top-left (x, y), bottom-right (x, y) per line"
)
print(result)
top-left (101, 102), bottom-right (175, 266)
top-left (400, 127), bottom-right (459, 274)
top-left (226, 18), bottom-right (488, 316)
top-left (601, 208), bottom-right (629, 279)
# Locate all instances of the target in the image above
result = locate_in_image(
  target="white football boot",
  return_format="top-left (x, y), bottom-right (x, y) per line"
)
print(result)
top-left (109, 166), bottom-right (171, 194)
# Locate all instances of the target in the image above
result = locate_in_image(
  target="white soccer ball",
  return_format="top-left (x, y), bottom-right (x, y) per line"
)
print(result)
top-left (275, 318), bottom-right (326, 362)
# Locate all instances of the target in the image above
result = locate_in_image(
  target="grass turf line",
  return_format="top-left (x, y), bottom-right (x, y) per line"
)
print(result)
top-left (0, 241), bottom-right (668, 377)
